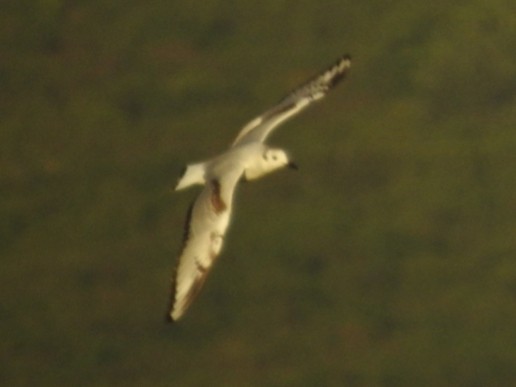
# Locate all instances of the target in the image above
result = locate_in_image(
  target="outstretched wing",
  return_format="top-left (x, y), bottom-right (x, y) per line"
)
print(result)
top-left (167, 168), bottom-right (243, 322)
top-left (231, 54), bottom-right (351, 147)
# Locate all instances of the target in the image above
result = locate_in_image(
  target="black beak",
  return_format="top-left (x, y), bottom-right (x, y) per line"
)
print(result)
top-left (288, 161), bottom-right (299, 170)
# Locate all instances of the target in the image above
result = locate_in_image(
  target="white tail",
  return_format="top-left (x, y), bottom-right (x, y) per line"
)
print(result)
top-left (175, 162), bottom-right (206, 191)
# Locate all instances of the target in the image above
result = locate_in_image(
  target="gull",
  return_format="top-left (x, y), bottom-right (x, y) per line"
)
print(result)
top-left (167, 54), bottom-right (351, 321)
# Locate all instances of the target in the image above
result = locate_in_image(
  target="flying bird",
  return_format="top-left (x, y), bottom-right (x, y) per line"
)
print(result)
top-left (167, 55), bottom-right (351, 321)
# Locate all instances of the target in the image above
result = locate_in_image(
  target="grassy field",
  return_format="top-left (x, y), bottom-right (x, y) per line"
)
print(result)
top-left (2, 1), bottom-right (516, 385)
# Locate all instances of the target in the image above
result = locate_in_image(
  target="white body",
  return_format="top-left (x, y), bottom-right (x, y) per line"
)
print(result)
top-left (175, 143), bottom-right (291, 191)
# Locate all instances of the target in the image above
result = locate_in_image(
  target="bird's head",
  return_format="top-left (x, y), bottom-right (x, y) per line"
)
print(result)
top-left (262, 148), bottom-right (298, 172)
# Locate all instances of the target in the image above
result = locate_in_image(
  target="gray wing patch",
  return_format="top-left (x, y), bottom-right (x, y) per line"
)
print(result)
top-left (210, 179), bottom-right (227, 214)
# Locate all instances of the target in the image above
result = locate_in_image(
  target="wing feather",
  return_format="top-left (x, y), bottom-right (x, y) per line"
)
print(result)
top-left (167, 169), bottom-right (242, 321)
top-left (231, 55), bottom-right (351, 147)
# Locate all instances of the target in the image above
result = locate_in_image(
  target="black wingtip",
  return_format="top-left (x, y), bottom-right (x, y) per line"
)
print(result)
top-left (165, 265), bottom-right (180, 324)
top-left (165, 312), bottom-right (177, 324)
top-left (327, 54), bottom-right (352, 87)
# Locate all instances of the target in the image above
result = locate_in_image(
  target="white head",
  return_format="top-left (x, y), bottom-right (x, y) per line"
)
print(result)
top-left (262, 148), bottom-right (297, 170)
top-left (245, 147), bottom-right (297, 181)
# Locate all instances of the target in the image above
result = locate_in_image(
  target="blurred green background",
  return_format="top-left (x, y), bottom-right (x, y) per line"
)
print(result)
top-left (2, 0), bottom-right (516, 385)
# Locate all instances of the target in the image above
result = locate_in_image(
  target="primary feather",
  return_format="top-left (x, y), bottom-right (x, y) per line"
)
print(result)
top-left (231, 55), bottom-right (351, 147)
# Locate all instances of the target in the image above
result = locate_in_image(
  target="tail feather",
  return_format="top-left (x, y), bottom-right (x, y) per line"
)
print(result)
top-left (175, 162), bottom-right (206, 191)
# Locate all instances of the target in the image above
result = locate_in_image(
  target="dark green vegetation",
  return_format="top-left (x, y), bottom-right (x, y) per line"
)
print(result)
top-left (2, 1), bottom-right (516, 385)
